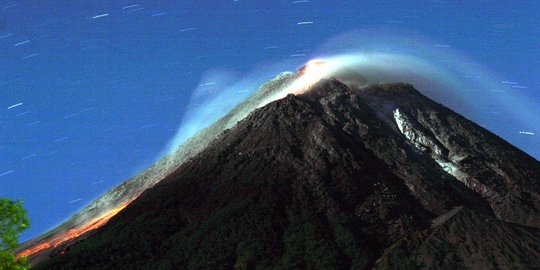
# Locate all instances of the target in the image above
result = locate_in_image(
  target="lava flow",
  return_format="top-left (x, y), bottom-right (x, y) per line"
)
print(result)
top-left (17, 199), bottom-right (134, 259)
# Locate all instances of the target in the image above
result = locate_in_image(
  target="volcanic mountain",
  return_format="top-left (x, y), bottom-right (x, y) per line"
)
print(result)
top-left (29, 73), bottom-right (540, 269)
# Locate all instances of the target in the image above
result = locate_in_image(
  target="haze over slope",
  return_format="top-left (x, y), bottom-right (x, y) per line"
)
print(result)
top-left (17, 57), bottom-right (371, 260)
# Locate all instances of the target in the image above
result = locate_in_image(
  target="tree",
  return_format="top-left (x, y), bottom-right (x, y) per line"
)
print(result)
top-left (0, 199), bottom-right (30, 270)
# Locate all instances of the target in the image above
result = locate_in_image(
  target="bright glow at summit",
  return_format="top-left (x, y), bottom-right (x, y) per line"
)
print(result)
top-left (162, 33), bottom-right (540, 163)
top-left (289, 59), bottom-right (344, 95)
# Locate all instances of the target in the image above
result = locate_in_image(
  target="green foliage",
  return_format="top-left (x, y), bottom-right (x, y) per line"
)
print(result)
top-left (0, 253), bottom-right (28, 270)
top-left (0, 199), bottom-right (30, 270)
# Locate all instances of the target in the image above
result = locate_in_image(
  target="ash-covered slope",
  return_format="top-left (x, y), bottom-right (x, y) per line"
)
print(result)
top-left (357, 84), bottom-right (540, 227)
top-left (35, 79), bottom-right (540, 270)
top-left (16, 71), bottom-right (299, 263)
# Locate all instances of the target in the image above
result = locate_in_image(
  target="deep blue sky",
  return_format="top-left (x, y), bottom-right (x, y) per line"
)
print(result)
top-left (0, 1), bottom-right (538, 241)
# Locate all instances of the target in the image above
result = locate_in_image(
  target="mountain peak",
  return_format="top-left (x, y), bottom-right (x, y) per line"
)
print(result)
top-left (26, 74), bottom-right (540, 269)
top-left (299, 77), bottom-right (352, 100)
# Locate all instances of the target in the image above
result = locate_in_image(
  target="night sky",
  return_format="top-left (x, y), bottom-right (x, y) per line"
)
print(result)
top-left (0, 1), bottom-right (538, 241)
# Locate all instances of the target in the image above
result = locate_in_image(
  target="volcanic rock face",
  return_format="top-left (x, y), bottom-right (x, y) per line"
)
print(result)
top-left (34, 79), bottom-right (540, 269)
top-left (16, 71), bottom-right (298, 262)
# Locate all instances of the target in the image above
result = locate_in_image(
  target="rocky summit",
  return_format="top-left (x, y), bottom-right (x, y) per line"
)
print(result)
top-left (34, 78), bottom-right (540, 270)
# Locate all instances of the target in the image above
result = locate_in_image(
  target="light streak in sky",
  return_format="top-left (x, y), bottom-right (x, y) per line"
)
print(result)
top-left (8, 102), bottom-right (23, 109)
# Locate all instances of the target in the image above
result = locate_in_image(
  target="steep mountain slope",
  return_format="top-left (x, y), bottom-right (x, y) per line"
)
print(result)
top-left (34, 79), bottom-right (540, 269)
top-left (357, 84), bottom-right (540, 227)
top-left (16, 71), bottom-right (299, 262)
top-left (377, 207), bottom-right (540, 270)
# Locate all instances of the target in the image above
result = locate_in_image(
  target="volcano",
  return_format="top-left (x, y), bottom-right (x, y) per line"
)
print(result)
top-left (24, 70), bottom-right (540, 269)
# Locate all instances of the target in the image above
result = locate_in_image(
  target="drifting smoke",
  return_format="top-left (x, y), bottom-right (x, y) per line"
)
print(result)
top-left (163, 29), bottom-right (539, 159)
top-left (311, 30), bottom-right (540, 147)
top-left (19, 29), bottom-right (539, 262)
top-left (162, 70), bottom-right (245, 155)
top-left (161, 63), bottom-right (300, 156)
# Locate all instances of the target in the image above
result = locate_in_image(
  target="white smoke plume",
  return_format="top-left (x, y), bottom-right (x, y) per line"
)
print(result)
top-left (163, 29), bottom-right (539, 159)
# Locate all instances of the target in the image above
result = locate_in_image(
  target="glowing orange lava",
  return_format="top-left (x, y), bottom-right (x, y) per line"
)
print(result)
top-left (293, 60), bottom-right (331, 95)
top-left (17, 199), bottom-right (134, 259)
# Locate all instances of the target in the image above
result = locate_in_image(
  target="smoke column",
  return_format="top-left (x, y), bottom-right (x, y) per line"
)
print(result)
top-left (163, 30), bottom-right (539, 159)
